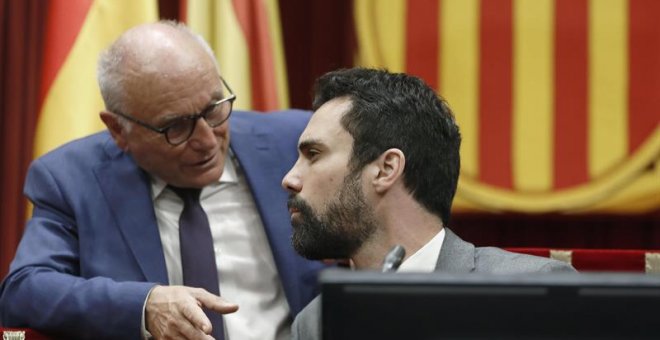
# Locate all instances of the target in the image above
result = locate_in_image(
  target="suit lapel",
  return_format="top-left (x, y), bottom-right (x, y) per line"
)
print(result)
top-left (229, 118), bottom-right (300, 285)
top-left (94, 138), bottom-right (169, 283)
top-left (230, 122), bottom-right (293, 260)
top-left (435, 228), bottom-right (476, 273)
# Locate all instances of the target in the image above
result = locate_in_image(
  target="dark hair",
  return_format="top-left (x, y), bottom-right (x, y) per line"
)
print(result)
top-left (312, 68), bottom-right (461, 225)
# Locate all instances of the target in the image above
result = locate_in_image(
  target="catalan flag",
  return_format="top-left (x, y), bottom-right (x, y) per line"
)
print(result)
top-left (355, 0), bottom-right (660, 213)
top-left (181, 0), bottom-right (289, 111)
top-left (35, 0), bottom-right (158, 158)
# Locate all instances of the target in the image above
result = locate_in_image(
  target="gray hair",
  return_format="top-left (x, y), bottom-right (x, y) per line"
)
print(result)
top-left (96, 20), bottom-right (218, 130)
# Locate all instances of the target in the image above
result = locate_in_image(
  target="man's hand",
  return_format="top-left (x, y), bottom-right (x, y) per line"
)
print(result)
top-left (145, 285), bottom-right (239, 340)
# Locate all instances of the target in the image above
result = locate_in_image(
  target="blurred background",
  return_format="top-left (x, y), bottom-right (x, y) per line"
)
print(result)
top-left (1, 0), bottom-right (658, 278)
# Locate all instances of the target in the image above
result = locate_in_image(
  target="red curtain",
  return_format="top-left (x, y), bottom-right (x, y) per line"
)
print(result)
top-left (0, 0), bottom-right (45, 279)
top-left (278, 0), bottom-right (355, 109)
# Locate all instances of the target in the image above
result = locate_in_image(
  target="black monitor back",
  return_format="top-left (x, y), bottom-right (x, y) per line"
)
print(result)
top-left (320, 270), bottom-right (660, 340)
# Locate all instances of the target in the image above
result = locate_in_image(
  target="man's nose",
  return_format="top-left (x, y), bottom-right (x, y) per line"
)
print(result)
top-left (187, 118), bottom-right (218, 150)
top-left (282, 165), bottom-right (302, 193)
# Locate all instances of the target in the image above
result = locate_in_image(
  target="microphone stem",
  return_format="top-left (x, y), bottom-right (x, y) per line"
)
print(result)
top-left (381, 245), bottom-right (406, 272)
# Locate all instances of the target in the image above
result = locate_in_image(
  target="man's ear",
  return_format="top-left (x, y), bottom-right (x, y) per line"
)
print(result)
top-left (370, 148), bottom-right (405, 194)
top-left (99, 111), bottom-right (128, 150)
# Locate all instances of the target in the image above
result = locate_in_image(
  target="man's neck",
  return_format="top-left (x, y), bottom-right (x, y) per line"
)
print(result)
top-left (351, 182), bottom-right (444, 270)
top-left (351, 216), bottom-right (443, 270)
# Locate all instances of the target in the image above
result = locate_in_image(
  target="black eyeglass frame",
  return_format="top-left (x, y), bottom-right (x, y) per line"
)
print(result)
top-left (112, 77), bottom-right (236, 146)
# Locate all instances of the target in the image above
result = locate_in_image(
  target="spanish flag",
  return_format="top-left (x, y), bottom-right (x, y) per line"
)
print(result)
top-left (355, 0), bottom-right (660, 213)
top-left (181, 0), bottom-right (289, 111)
top-left (35, 0), bottom-right (158, 158)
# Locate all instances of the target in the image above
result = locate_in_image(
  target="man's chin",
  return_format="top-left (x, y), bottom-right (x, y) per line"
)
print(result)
top-left (296, 251), bottom-right (331, 261)
top-left (292, 238), bottom-right (323, 260)
top-left (293, 239), bottom-right (348, 261)
top-left (290, 217), bottom-right (303, 227)
top-left (189, 164), bottom-right (223, 186)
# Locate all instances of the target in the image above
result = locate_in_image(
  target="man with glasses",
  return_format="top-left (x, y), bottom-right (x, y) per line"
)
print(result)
top-left (0, 21), bottom-right (323, 340)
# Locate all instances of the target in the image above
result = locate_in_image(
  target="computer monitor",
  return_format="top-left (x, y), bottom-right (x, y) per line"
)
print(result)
top-left (320, 270), bottom-right (660, 340)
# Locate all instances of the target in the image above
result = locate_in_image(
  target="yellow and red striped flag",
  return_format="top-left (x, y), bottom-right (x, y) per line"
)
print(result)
top-left (35, 0), bottom-right (158, 158)
top-left (355, 0), bottom-right (660, 213)
top-left (181, 0), bottom-right (289, 111)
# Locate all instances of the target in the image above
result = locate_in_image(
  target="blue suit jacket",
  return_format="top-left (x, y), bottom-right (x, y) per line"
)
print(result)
top-left (0, 110), bottom-right (324, 339)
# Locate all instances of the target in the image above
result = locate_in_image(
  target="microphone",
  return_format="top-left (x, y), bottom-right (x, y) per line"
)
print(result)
top-left (381, 245), bottom-right (406, 272)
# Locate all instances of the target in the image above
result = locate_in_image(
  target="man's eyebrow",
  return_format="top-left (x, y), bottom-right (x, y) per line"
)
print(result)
top-left (211, 90), bottom-right (223, 100)
top-left (298, 139), bottom-right (323, 152)
top-left (160, 96), bottom-right (222, 123)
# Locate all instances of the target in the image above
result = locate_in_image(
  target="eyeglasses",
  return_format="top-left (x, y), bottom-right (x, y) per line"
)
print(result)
top-left (112, 77), bottom-right (236, 146)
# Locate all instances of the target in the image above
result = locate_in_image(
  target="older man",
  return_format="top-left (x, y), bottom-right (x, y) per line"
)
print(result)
top-left (0, 21), bottom-right (322, 340)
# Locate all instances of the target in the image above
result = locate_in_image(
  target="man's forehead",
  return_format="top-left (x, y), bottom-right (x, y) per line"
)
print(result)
top-left (300, 97), bottom-right (353, 145)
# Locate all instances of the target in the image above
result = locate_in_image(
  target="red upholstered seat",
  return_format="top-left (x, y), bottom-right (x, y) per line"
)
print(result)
top-left (506, 247), bottom-right (660, 273)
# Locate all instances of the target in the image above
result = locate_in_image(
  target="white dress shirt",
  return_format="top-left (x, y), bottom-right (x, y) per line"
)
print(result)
top-left (397, 228), bottom-right (446, 273)
top-left (150, 153), bottom-right (291, 340)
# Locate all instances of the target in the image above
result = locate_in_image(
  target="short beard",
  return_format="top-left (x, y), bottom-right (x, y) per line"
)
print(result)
top-left (288, 172), bottom-right (377, 260)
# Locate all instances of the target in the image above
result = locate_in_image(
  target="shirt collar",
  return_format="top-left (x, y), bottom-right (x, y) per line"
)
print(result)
top-left (150, 150), bottom-right (239, 200)
top-left (397, 228), bottom-right (446, 273)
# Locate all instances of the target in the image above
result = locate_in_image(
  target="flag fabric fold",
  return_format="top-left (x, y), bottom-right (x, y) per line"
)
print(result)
top-left (355, 0), bottom-right (660, 213)
top-left (35, 0), bottom-right (158, 158)
top-left (183, 0), bottom-right (289, 111)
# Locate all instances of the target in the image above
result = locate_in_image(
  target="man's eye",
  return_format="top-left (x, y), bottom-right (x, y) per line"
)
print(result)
top-left (305, 149), bottom-right (321, 160)
top-left (168, 120), bottom-right (188, 133)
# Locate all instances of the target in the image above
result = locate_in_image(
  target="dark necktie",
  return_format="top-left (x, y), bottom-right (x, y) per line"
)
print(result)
top-left (170, 186), bottom-right (225, 340)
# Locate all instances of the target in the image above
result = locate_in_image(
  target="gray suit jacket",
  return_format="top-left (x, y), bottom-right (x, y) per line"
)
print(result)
top-left (291, 228), bottom-right (576, 340)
